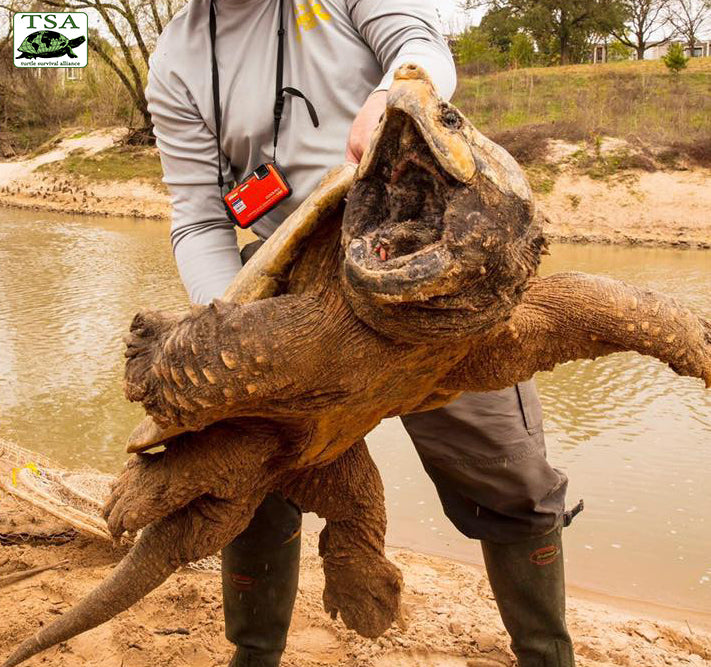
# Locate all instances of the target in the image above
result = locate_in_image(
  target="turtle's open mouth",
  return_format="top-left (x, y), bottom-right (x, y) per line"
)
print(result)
top-left (343, 110), bottom-right (465, 302)
top-left (340, 64), bottom-right (538, 342)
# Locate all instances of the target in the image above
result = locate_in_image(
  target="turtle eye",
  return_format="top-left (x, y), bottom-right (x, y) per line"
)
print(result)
top-left (441, 107), bottom-right (462, 130)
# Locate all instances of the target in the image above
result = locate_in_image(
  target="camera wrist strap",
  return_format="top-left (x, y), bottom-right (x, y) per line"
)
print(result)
top-left (209, 0), bottom-right (319, 196)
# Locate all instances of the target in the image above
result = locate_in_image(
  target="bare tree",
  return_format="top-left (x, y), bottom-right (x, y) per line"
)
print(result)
top-left (666, 0), bottom-right (710, 56)
top-left (40, 0), bottom-right (183, 133)
top-left (0, 0), bottom-right (28, 153)
top-left (0, 0), bottom-right (19, 50)
top-left (611, 0), bottom-right (675, 59)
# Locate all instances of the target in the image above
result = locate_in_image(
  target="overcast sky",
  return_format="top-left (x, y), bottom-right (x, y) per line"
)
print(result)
top-left (436, 0), bottom-right (484, 34)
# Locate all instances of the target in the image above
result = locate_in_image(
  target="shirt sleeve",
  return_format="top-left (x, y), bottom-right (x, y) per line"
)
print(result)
top-left (146, 52), bottom-right (242, 306)
top-left (346, 0), bottom-right (457, 100)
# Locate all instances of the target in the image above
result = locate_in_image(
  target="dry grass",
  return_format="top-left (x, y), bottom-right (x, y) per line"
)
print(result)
top-left (454, 57), bottom-right (711, 158)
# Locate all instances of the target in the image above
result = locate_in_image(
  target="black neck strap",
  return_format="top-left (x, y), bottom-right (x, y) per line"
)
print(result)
top-left (209, 0), bottom-right (319, 192)
top-left (208, 0), bottom-right (224, 190)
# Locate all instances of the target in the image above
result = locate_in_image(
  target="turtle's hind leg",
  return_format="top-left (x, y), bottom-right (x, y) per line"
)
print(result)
top-left (103, 419), bottom-right (285, 538)
top-left (283, 440), bottom-right (403, 638)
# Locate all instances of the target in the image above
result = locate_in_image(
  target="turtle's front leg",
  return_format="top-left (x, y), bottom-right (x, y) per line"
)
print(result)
top-left (124, 292), bottom-right (350, 431)
top-left (445, 272), bottom-right (711, 391)
top-left (283, 440), bottom-right (403, 639)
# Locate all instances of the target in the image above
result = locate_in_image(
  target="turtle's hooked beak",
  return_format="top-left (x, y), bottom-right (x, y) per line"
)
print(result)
top-left (359, 64), bottom-right (477, 186)
top-left (340, 64), bottom-right (539, 343)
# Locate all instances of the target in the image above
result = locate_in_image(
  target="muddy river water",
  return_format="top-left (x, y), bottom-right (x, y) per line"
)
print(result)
top-left (0, 207), bottom-right (709, 617)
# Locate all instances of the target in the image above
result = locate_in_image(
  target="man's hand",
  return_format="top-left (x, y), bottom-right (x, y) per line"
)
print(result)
top-left (346, 90), bottom-right (387, 164)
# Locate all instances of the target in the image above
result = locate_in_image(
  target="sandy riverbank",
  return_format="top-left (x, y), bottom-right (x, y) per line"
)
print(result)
top-left (1, 129), bottom-right (710, 250)
top-left (2, 534), bottom-right (710, 667)
top-left (1, 488), bottom-right (710, 667)
top-left (539, 169), bottom-right (711, 250)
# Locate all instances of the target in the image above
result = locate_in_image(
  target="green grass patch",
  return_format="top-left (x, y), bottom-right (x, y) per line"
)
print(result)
top-left (454, 57), bottom-right (711, 147)
top-left (39, 145), bottom-right (163, 183)
top-left (525, 163), bottom-right (559, 193)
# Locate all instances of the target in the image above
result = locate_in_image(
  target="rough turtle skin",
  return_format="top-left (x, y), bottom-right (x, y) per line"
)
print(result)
top-left (5, 64), bottom-right (710, 667)
top-left (16, 31), bottom-right (85, 59)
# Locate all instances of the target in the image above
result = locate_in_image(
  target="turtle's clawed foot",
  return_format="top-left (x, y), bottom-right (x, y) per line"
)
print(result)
top-left (322, 551), bottom-right (403, 638)
top-left (103, 448), bottom-right (200, 537)
top-left (103, 426), bottom-right (269, 538)
top-left (124, 309), bottom-right (184, 424)
top-left (669, 315), bottom-right (711, 388)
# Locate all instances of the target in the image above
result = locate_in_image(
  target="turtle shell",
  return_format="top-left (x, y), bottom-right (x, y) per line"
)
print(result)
top-left (19, 30), bottom-right (68, 55)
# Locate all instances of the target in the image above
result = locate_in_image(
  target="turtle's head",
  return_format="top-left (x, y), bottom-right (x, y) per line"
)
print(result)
top-left (341, 64), bottom-right (545, 343)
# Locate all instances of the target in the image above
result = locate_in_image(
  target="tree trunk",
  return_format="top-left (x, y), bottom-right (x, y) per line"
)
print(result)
top-left (636, 44), bottom-right (646, 60)
top-left (560, 30), bottom-right (570, 65)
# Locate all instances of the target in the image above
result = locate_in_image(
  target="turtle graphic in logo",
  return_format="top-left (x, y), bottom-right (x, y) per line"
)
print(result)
top-left (16, 30), bottom-right (85, 60)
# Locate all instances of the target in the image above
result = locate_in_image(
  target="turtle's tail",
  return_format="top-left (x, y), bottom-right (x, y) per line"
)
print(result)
top-left (2, 518), bottom-right (181, 667)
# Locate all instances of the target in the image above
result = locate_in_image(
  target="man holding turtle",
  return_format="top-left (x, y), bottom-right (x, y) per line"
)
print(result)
top-left (146, 0), bottom-right (579, 665)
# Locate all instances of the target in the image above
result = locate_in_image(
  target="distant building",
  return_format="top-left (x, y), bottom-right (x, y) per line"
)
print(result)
top-left (27, 67), bottom-right (83, 83)
top-left (62, 67), bottom-right (83, 82)
top-left (590, 41), bottom-right (635, 64)
top-left (646, 40), bottom-right (711, 59)
top-left (592, 38), bottom-right (711, 62)
top-left (592, 43), bottom-right (610, 63)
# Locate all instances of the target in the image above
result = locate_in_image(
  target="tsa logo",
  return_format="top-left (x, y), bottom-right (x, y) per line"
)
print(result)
top-left (13, 12), bottom-right (88, 68)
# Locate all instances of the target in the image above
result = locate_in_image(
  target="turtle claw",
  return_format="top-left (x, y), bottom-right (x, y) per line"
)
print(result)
top-left (103, 451), bottom-right (183, 537)
top-left (322, 553), bottom-right (403, 638)
top-left (124, 310), bottom-right (184, 424)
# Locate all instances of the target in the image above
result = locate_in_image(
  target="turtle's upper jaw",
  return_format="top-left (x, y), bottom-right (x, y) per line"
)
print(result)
top-left (341, 64), bottom-right (541, 343)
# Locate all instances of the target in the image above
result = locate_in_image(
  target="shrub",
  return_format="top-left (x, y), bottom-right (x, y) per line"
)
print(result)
top-left (607, 41), bottom-right (634, 62)
top-left (455, 26), bottom-right (505, 75)
top-left (663, 43), bottom-right (689, 75)
top-left (509, 33), bottom-right (536, 68)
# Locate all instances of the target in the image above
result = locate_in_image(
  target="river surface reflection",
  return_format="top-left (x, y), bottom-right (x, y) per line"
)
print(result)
top-left (0, 208), bottom-right (709, 616)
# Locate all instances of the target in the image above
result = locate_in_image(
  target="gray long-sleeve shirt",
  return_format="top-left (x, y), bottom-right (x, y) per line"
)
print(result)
top-left (147, 0), bottom-right (456, 304)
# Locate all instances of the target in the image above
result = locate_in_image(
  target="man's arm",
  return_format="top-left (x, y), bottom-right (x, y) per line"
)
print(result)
top-left (346, 0), bottom-right (456, 97)
top-left (146, 54), bottom-right (242, 305)
top-left (345, 0), bottom-right (457, 162)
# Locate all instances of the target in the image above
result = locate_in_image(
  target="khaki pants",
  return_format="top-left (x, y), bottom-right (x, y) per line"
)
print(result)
top-left (401, 382), bottom-right (568, 544)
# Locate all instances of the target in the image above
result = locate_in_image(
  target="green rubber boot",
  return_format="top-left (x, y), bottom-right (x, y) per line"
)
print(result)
top-left (223, 494), bottom-right (302, 667)
top-left (481, 527), bottom-right (575, 667)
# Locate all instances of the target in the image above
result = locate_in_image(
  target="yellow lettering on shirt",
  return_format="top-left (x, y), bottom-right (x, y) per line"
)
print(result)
top-left (294, 0), bottom-right (331, 40)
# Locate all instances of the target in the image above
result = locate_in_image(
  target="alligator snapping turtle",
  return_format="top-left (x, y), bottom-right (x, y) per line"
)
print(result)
top-left (16, 30), bottom-right (85, 59)
top-left (5, 64), bottom-right (710, 666)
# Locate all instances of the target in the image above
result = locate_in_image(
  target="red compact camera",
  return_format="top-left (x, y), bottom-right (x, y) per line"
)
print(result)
top-left (224, 163), bottom-right (292, 229)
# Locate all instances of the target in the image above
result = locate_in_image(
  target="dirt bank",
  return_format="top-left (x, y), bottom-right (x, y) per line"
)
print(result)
top-left (1, 129), bottom-right (710, 250)
top-left (539, 168), bottom-right (711, 250)
top-left (0, 129), bottom-right (170, 221)
top-left (1, 507), bottom-right (710, 667)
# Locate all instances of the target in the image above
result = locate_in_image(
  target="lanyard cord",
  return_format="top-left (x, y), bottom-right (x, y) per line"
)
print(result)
top-left (209, 0), bottom-right (319, 193)
top-left (208, 0), bottom-right (224, 191)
